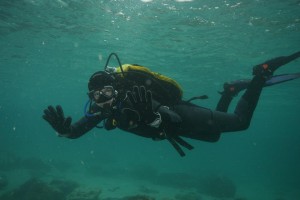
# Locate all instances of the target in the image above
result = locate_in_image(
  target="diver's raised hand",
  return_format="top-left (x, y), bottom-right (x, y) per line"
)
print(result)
top-left (127, 86), bottom-right (160, 125)
top-left (43, 105), bottom-right (72, 137)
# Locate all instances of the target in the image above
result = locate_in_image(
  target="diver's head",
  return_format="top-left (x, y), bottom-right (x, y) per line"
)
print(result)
top-left (88, 71), bottom-right (117, 105)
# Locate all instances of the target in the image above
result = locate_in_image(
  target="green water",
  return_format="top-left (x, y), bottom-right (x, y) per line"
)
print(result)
top-left (1, 0), bottom-right (300, 199)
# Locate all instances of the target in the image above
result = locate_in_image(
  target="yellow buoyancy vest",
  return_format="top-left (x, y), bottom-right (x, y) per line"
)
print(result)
top-left (114, 64), bottom-right (183, 106)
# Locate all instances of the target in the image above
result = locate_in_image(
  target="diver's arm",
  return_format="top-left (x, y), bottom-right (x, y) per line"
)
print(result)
top-left (43, 105), bottom-right (103, 139)
top-left (67, 102), bottom-right (105, 138)
top-left (67, 115), bottom-right (103, 138)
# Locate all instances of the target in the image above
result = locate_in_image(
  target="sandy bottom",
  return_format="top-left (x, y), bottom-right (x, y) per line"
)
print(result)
top-left (1, 167), bottom-right (299, 200)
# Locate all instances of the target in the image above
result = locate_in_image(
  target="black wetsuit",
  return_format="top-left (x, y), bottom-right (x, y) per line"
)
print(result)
top-left (65, 52), bottom-right (299, 155)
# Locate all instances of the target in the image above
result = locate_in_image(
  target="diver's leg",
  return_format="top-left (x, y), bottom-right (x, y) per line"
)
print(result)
top-left (215, 94), bottom-right (233, 112)
top-left (178, 52), bottom-right (300, 139)
top-left (216, 72), bottom-right (300, 113)
top-left (216, 51), bottom-right (300, 113)
top-left (179, 74), bottom-right (285, 138)
top-left (175, 75), bottom-right (268, 140)
top-left (213, 75), bottom-right (265, 132)
top-left (172, 101), bottom-right (222, 142)
top-left (216, 79), bottom-right (250, 112)
top-left (234, 75), bottom-right (265, 128)
top-left (231, 51), bottom-right (300, 124)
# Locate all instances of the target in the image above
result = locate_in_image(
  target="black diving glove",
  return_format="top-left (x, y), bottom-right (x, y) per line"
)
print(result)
top-left (127, 86), bottom-right (161, 126)
top-left (42, 105), bottom-right (72, 137)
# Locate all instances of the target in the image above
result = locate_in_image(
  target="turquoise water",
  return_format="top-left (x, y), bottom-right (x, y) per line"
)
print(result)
top-left (1, 0), bottom-right (300, 199)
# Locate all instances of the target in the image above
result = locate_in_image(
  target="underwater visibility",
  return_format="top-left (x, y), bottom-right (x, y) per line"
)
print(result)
top-left (1, 0), bottom-right (300, 200)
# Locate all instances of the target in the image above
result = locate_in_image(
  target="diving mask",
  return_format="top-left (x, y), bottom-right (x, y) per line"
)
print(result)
top-left (88, 86), bottom-right (116, 103)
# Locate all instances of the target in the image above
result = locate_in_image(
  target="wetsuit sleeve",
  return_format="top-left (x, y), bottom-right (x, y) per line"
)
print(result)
top-left (67, 115), bottom-right (103, 139)
top-left (66, 103), bottom-right (105, 139)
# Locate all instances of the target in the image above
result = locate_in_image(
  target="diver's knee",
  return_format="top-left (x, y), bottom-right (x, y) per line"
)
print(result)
top-left (238, 120), bottom-right (251, 131)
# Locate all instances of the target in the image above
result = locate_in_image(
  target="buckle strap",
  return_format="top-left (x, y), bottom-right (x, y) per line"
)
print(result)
top-left (167, 136), bottom-right (194, 157)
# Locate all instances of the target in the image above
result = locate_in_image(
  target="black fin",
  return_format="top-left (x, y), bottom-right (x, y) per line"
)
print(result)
top-left (265, 72), bottom-right (300, 86)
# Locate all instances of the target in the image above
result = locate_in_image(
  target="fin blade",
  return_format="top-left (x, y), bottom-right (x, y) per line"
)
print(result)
top-left (265, 72), bottom-right (300, 87)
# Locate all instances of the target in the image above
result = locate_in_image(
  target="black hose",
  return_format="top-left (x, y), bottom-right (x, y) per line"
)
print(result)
top-left (104, 53), bottom-right (125, 77)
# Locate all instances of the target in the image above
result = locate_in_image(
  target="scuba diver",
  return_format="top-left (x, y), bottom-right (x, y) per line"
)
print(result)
top-left (43, 51), bottom-right (300, 156)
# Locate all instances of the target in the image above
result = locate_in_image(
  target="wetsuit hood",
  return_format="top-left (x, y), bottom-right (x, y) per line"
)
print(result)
top-left (88, 71), bottom-right (115, 92)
